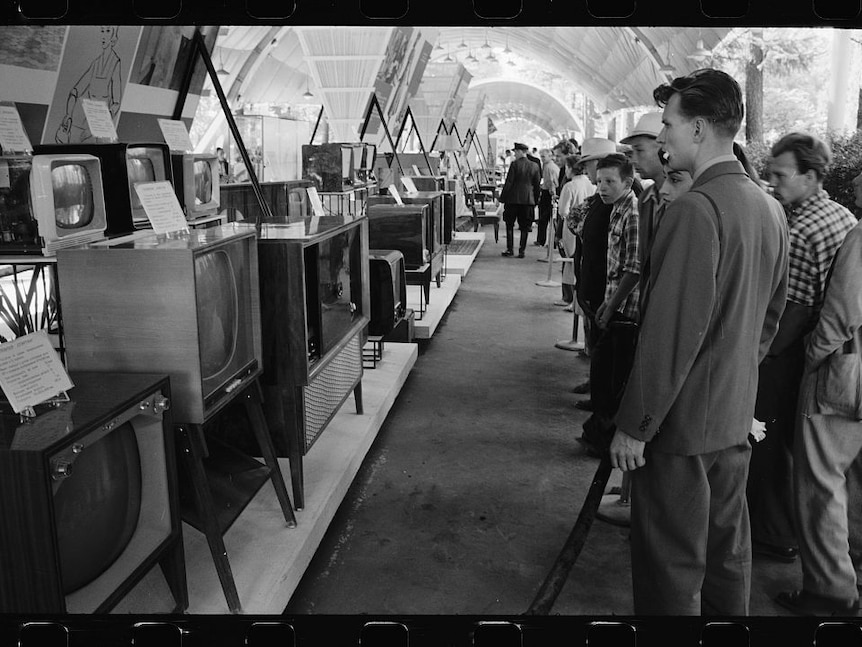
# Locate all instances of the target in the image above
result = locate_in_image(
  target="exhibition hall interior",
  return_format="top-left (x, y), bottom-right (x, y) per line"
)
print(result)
top-left (2, 21), bottom-right (862, 644)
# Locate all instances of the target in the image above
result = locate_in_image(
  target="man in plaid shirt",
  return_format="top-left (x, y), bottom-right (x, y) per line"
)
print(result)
top-left (748, 132), bottom-right (858, 565)
top-left (579, 153), bottom-right (640, 454)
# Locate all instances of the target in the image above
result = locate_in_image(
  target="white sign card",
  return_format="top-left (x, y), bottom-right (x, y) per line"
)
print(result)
top-left (412, 164), bottom-right (421, 176)
top-left (306, 186), bottom-right (326, 217)
top-left (0, 104), bottom-right (32, 153)
top-left (133, 181), bottom-right (190, 235)
top-left (387, 184), bottom-right (404, 205)
top-left (400, 176), bottom-right (418, 195)
top-left (0, 160), bottom-right (10, 190)
top-left (81, 98), bottom-right (118, 141)
top-left (0, 330), bottom-right (74, 414)
top-left (157, 118), bottom-right (194, 153)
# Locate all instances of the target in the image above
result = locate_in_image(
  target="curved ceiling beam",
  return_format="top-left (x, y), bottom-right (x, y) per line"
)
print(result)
top-left (468, 77), bottom-right (582, 133)
top-left (224, 26), bottom-right (287, 102)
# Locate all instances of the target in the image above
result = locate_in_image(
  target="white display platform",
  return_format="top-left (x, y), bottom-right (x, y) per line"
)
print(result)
top-left (113, 342), bottom-right (418, 615)
top-left (410, 272), bottom-right (462, 340)
top-left (445, 231), bottom-right (485, 277)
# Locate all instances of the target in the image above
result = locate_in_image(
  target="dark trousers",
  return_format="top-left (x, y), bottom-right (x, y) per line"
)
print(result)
top-left (584, 314), bottom-right (638, 449)
top-left (537, 190), bottom-right (553, 245)
top-left (503, 205), bottom-right (534, 253)
top-left (747, 340), bottom-right (805, 549)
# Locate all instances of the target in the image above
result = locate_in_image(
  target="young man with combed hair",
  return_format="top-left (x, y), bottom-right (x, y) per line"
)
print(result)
top-left (610, 68), bottom-right (790, 615)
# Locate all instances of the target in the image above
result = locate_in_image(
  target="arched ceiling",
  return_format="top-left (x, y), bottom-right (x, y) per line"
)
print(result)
top-left (208, 26), bottom-right (732, 138)
top-left (466, 79), bottom-right (582, 138)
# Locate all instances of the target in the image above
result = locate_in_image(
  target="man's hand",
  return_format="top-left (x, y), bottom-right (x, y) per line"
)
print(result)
top-left (596, 301), bottom-right (612, 329)
top-left (609, 428), bottom-right (646, 472)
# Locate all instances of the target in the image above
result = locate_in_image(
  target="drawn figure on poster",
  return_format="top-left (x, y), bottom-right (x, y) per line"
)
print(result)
top-left (54, 26), bottom-right (122, 143)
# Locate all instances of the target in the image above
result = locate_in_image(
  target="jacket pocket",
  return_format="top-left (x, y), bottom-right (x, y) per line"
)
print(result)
top-left (815, 350), bottom-right (862, 420)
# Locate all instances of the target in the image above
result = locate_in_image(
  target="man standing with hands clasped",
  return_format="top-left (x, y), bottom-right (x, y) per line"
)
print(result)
top-left (609, 69), bottom-right (789, 615)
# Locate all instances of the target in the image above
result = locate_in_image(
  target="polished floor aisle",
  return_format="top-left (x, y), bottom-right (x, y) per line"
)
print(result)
top-left (284, 228), bottom-right (804, 616)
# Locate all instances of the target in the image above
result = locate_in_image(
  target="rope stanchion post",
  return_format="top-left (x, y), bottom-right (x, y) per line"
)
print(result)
top-left (536, 201), bottom-right (563, 287)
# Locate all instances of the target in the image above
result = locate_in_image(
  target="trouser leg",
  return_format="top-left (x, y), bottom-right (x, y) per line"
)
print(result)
top-left (561, 283), bottom-right (574, 303)
top-left (748, 342), bottom-right (804, 548)
top-left (794, 370), bottom-right (862, 602)
top-left (631, 446), bottom-right (752, 615)
top-left (505, 223), bottom-right (514, 252)
top-left (702, 444), bottom-right (752, 615)
top-left (518, 227), bottom-right (529, 253)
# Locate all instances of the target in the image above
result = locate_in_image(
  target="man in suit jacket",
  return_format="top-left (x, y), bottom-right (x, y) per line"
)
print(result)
top-left (609, 69), bottom-right (790, 615)
top-left (499, 142), bottom-right (541, 258)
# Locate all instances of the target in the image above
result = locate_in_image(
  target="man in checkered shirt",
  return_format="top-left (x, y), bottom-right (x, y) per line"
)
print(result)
top-left (748, 132), bottom-right (858, 566)
top-left (579, 153), bottom-right (640, 454)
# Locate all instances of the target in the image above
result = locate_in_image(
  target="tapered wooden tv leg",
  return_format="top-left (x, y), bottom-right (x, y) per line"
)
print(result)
top-left (179, 424), bottom-right (242, 614)
top-left (354, 381), bottom-right (364, 415)
top-left (245, 382), bottom-right (297, 528)
top-left (158, 538), bottom-right (189, 613)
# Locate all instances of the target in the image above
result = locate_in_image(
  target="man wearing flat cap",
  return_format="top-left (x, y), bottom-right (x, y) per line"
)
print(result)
top-left (499, 142), bottom-right (541, 258)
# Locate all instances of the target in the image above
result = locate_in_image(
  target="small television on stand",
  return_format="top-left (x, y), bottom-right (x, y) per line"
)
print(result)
top-left (368, 249), bottom-right (406, 338)
top-left (253, 214), bottom-right (370, 508)
top-left (0, 372), bottom-right (187, 613)
top-left (366, 202), bottom-right (433, 318)
top-left (170, 153), bottom-right (221, 224)
top-left (302, 143), bottom-right (362, 193)
top-left (0, 153), bottom-right (108, 256)
top-left (33, 143), bottom-right (173, 237)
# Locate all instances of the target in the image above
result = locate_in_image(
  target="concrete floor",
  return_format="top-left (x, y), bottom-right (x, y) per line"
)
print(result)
top-left (284, 227), bottom-right (806, 617)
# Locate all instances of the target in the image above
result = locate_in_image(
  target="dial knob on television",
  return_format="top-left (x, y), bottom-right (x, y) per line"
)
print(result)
top-left (52, 460), bottom-right (73, 480)
top-left (153, 396), bottom-right (170, 414)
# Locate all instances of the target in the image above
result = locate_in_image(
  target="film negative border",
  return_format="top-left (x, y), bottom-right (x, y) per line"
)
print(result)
top-left (3, 616), bottom-right (862, 646)
top-left (3, 0), bottom-right (862, 25)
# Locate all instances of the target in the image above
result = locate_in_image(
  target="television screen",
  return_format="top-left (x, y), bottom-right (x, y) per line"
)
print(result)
top-left (194, 159), bottom-right (213, 206)
top-left (52, 163), bottom-right (95, 229)
top-left (314, 226), bottom-right (363, 358)
top-left (195, 249), bottom-right (238, 381)
top-left (53, 421), bottom-right (142, 594)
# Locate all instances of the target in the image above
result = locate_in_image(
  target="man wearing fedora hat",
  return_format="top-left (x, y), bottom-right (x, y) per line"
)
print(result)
top-left (499, 142), bottom-right (541, 258)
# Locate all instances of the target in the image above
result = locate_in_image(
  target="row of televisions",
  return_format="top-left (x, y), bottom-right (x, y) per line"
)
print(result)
top-left (0, 142), bottom-right (415, 614)
top-left (0, 142), bottom-right (221, 256)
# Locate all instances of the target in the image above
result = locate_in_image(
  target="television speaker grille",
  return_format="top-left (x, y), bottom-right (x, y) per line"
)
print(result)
top-left (302, 333), bottom-right (362, 451)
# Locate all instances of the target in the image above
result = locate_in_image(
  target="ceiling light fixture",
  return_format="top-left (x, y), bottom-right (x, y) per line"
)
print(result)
top-left (687, 31), bottom-right (711, 62)
top-left (302, 77), bottom-right (314, 99)
top-left (658, 41), bottom-right (675, 74)
top-left (214, 48), bottom-right (229, 77)
top-left (444, 49), bottom-right (454, 62)
top-left (466, 50), bottom-right (477, 63)
top-left (481, 31), bottom-right (492, 50)
top-left (458, 38), bottom-right (468, 49)
top-left (503, 36), bottom-right (512, 55)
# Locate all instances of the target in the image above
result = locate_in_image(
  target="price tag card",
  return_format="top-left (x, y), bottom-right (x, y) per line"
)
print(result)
top-left (133, 181), bottom-right (190, 235)
top-left (157, 119), bottom-right (194, 153)
top-left (0, 104), bottom-right (32, 153)
top-left (412, 164), bottom-right (421, 176)
top-left (400, 176), bottom-right (418, 195)
top-left (0, 331), bottom-right (74, 414)
top-left (81, 98), bottom-right (118, 141)
top-left (306, 186), bottom-right (325, 217)
top-left (387, 184), bottom-right (404, 205)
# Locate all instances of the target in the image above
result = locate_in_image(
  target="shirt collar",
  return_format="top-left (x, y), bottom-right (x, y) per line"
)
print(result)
top-left (692, 154), bottom-right (739, 182)
top-left (789, 187), bottom-right (829, 216)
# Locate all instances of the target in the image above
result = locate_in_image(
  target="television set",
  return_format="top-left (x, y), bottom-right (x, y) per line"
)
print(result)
top-left (407, 175), bottom-right (446, 192)
top-left (368, 249), bottom-right (406, 337)
top-left (0, 153), bottom-right (108, 256)
top-left (0, 372), bottom-right (186, 613)
top-left (171, 153), bottom-right (220, 222)
top-left (34, 143), bottom-right (173, 236)
top-left (357, 143), bottom-right (377, 185)
top-left (255, 214), bottom-right (370, 506)
top-left (302, 143), bottom-right (363, 193)
top-left (366, 203), bottom-right (429, 270)
top-left (367, 191), bottom-right (444, 284)
top-left (57, 224), bottom-right (262, 425)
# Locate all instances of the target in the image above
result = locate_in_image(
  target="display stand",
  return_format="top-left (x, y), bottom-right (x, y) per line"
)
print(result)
top-left (177, 378), bottom-right (296, 614)
top-left (595, 472), bottom-right (631, 527)
top-left (555, 308), bottom-right (584, 352)
top-left (405, 265), bottom-right (430, 319)
top-left (537, 205), bottom-right (566, 286)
